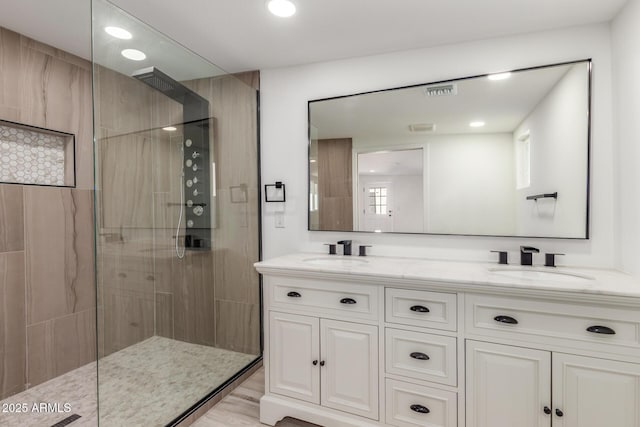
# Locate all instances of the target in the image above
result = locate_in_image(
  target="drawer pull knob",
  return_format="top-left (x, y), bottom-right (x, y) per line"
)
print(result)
top-left (586, 325), bottom-right (616, 335)
top-left (320, 360), bottom-right (325, 366)
top-left (544, 406), bottom-right (552, 415)
top-left (410, 352), bottom-right (430, 361)
top-left (494, 315), bottom-right (518, 325)
top-left (410, 305), bottom-right (430, 313)
top-left (340, 298), bottom-right (357, 304)
top-left (410, 404), bottom-right (430, 414)
top-left (287, 291), bottom-right (301, 298)
top-left (312, 360), bottom-right (318, 366)
top-left (556, 409), bottom-right (564, 417)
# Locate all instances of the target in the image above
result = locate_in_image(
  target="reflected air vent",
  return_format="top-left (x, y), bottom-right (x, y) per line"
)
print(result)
top-left (424, 84), bottom-right (457, 97)
top-left (409, 123), bottom-right (436, 132)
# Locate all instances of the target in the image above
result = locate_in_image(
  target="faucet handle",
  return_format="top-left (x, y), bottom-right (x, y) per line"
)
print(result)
top-left (359, 245), bottom-right (372, 257)
top-left (490, 250), bottom-right (508, 265)
top-left (544, 253), bottom-right (565, 267)
top-left (324, 243), bottom-right (337, 255)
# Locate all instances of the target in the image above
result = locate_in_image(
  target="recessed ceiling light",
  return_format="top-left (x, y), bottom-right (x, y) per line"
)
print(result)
top-left (121, 49), bottom-right (146, 61)
top-left (369, 169), bottom-right (376, 173)
top-left (488, 72), bottom-right (512, 81)
top-left (162, 126), bottom-right (177, 132)
top-left (309, 159), bottom-right (317, 163)
top-left (469, 121), bottom-right (485, 128)
top-left (105, 26), bottom-right (132, 40)
top-left (267, 0), bottom-right (296, 17)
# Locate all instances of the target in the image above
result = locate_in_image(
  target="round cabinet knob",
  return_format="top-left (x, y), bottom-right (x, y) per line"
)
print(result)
top-left (544, 406), bottom-right (552, 415)
top-left (556, 409), bottom-right (564, 417)
top-left (312, 360), bottom-right (318, 366)
top-left (319, 361), bottom-right (325, 366)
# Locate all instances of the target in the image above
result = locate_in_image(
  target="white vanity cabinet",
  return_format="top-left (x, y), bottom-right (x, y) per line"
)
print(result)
top-left (256, 255), bottom-right (640, 427)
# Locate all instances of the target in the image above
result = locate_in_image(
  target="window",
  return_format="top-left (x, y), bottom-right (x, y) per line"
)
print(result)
top-left (368, 187), bottom-right (387, 215)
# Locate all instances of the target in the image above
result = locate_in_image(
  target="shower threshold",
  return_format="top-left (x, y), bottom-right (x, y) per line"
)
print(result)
top-left (0, 336), bottom-right (257, 427)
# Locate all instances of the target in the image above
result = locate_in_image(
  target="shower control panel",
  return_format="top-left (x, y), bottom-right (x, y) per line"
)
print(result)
top-left (183, 118), bottom-right (212, 250)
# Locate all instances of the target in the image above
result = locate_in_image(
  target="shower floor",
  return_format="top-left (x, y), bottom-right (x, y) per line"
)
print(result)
top-left (0, 336), bottom-right (257, 427)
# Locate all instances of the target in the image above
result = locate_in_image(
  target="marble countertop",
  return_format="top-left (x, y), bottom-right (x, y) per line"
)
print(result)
top-left (255, 253), bottom-right (640, 301)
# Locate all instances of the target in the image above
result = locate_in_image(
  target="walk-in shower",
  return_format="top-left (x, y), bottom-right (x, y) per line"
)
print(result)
top-left (0, 0), bottom-right (261, 426)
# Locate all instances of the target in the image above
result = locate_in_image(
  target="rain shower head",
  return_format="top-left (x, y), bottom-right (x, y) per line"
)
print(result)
top-left (132, 66), bottom-right (207, 108)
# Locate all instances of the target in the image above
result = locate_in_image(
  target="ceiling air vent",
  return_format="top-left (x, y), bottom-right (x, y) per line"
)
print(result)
top-left (424, 84), bottom-right (458, 97)
top-left (409, 123), bottom-right (436, 132)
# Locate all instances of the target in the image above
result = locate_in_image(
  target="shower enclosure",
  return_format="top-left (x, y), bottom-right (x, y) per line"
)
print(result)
top-left (0, 0), bottom-right (260, 424)
top-left (92, 0), bottom-right (261, 425)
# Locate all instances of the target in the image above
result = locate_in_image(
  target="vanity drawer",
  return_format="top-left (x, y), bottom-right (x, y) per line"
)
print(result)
top-left (268, 276), bottom-right (379, 321)
top-left (466, 294), bottom-right (640, 350)
top-left (386, 288), bottom-right (457, 331)
top-left (385, 328), bottom-right (457, 386)
top-left (385, 379), bottom-right (457, 427)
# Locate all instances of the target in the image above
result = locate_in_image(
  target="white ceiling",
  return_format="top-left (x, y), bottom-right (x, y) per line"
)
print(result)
top-left (0, 0), bottom-right (629, 73)
top-left (358, 149), bottom-right (423, 176)
top-left (311, 62), bottom-right (582, 138)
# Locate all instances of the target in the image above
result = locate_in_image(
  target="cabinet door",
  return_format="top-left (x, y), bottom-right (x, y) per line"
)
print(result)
top-left (466, 340), bottom-right (551, 427)
top-left (320, 319), bottom-right (379, 420)
top-left (553, 353), bottom-right (640, 427)
top-left (269, 311), bottom-right (320, 404)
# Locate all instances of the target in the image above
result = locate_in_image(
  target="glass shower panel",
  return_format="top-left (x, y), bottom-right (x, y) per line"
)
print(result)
top-left (92, 1), bottom-right (261, 425)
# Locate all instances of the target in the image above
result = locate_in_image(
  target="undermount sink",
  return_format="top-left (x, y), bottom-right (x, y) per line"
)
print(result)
top-left (488, 267), bottom-right (594, 283)
top-left (303, 256), bottom-right (369, 266)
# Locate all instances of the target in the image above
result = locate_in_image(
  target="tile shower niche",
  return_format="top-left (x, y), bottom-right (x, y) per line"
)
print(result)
top-left (0, 119), bottom-right (75, 187)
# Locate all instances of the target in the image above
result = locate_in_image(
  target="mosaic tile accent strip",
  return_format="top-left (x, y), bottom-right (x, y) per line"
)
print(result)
top-left (0, 122), bottom-right (72, 186)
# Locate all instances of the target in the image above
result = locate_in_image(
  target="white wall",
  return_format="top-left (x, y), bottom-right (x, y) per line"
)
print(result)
top-left (425, 133), bottom-right (515, 236)
top-left (514, 64), bottom-right (589, 238)
top-left (260, 24), bottom-right (614, 268)
top-left (612, 0), bottom-right (640, 277)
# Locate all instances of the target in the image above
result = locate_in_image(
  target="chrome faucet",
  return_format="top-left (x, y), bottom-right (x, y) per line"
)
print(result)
top-left (520, 246), bottom-right (540, 266)
top-left (337, 240), bottom-right (352, 256)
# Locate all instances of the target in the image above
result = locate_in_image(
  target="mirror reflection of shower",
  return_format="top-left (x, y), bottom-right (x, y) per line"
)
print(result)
top-left (132, 66), bottom-right (212, 257)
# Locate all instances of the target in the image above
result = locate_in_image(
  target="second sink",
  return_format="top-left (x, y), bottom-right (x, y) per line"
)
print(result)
top-left (489, 267), bottom-right (594, 283)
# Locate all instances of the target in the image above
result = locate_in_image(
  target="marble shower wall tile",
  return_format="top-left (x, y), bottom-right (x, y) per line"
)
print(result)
top-left (215, 300), bottom-right (260, 356)
top-left (0, 252), bottom-right (26, 399)
top-left (98, 133), bottom-right (154, 228)
top-left (26, 308), bottom-right (96, 388)
top-left (172, 251), bottom-right (215, 347)
top-left (17, 32), bottom-right (92, 189)
top-left (0, 184), bottom-right (24, 252)
top-left (101, 287), bottom-right (154, 356)
top-left (0, 28), bottom-right (21, 110)
top-left (24, 187), bottom-right (95, 325)
top-left (155, 292), bottom-right (173, 339)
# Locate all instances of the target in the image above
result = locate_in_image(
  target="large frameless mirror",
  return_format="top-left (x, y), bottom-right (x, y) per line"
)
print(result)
top-left (309, 60), bottom-right (591, 239)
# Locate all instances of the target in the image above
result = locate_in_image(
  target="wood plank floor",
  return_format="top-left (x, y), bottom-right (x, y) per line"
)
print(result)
top-left (193, 368), bottom-right (320, 427)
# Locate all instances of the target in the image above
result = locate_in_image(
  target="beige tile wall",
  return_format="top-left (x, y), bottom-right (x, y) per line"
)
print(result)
top-left (0, 27), bottom-right (96, 399)
top-left (95, 68), bottom-right (261, 358)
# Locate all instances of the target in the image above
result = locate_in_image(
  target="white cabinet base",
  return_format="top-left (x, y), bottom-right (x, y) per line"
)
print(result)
top-left (260, 394), bottom-right (380, 427)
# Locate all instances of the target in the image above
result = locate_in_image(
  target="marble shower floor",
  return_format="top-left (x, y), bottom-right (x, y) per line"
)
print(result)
top-left (0, 336), bottom-right (257, 427)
